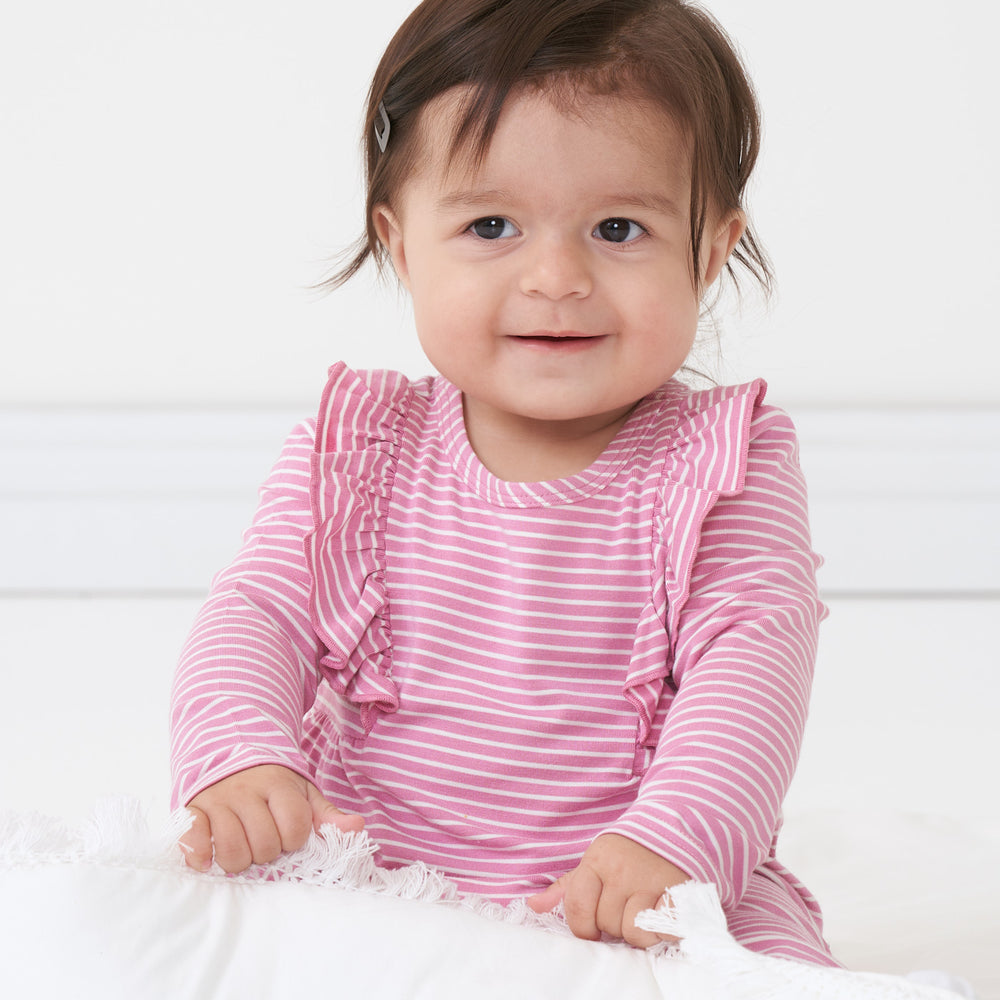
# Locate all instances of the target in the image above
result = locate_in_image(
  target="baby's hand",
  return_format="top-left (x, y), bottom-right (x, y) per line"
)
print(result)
top-left (180, 764), bottom-right (364, 874)
top-left (527, 833), bottom-right (688, 948)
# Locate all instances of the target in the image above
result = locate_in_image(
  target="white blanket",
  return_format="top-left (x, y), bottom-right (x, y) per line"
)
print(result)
top-left (0, 800), bottom-right (977, 1000)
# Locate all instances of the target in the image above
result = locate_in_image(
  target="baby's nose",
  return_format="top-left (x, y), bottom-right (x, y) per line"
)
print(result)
top-left (518, 235), bottom-right (593, 300)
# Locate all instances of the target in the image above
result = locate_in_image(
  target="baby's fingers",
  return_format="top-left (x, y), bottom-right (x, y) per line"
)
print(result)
top-left (526, 875), bottom-right (567, 914)
top-left (562, 867), bottom-right (604, 941)
top-left (179, 806), bottom-right (214, 872)
top-left (622, 891), bottom-right (668, 949)
top-left (305, 782), bottom-right (365, 835)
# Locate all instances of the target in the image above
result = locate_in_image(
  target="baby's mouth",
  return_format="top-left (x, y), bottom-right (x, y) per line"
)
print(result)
top-left (514, 330), bottom-right (598, 343)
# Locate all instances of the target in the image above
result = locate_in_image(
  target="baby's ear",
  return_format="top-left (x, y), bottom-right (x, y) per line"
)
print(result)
top-left (701, 210), bottom-right (747, 289)
top-left (372, 204), bottom-right (410, 289)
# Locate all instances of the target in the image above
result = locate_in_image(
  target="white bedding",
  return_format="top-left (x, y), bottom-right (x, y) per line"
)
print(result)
top-left (778, 809), bottom-right (999, 991)
top-left (1, 601), bottom-right (995, 998)
top-left (0, 800), bottom-right (985, 1000)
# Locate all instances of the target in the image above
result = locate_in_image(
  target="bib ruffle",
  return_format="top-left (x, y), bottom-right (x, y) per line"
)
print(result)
top-left (622, 379), bottom-right (768, 749)
top-left (304, 363), bottom-right (413, 737)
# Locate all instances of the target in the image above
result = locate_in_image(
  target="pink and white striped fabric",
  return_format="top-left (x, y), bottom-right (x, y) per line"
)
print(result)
top-left (170, 362), bottom-right (835, 965)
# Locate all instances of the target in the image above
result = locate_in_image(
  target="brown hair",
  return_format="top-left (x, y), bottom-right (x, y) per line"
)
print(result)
top-left (330, 0), bottom-right (771, 294)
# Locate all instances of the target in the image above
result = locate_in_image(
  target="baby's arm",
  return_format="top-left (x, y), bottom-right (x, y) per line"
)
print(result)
top-left (533, 405), bottom-right (822, 940)
top-left (528, 834), bottom-right (688, 947)
top-left (604, 405), bottom-right (824, 911)
top-left (180, 764), bottom-right (363, 873)
top-left (171, 421), bottom-right (340, 866)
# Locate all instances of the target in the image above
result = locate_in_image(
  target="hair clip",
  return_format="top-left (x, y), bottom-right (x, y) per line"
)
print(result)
top-left (374, 101), bottom-right (391, 153)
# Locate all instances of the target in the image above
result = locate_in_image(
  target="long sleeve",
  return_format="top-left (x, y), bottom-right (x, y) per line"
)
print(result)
top-left (605, 405), bottom-right (825, 910)
top-left (169, 420), bottom-right (324, 810)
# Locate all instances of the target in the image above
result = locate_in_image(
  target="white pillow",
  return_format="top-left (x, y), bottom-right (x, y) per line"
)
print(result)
top-left (0, 800), bottom-right (974, 1000)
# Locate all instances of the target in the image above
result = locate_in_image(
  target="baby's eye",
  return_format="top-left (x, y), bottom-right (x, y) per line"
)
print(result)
top-left (469, 216), bottom-right (518, 240)
top-left (594, 218), bottom-right (645, 244)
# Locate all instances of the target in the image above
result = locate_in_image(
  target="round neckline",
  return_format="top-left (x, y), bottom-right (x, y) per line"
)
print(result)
top-left (434, 379), bottom-right (665, 509)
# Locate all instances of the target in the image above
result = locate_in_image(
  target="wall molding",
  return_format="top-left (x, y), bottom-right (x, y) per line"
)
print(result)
top-left (1, 407), bottom-right (997, 596)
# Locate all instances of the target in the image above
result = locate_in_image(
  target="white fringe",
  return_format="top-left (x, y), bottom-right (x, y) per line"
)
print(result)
top-left (0, 798), bottom-right (192, 871)
top-left (0, 798), bottom-right (976, 1000)
top-left (0, 798), bottom-right (567, 933)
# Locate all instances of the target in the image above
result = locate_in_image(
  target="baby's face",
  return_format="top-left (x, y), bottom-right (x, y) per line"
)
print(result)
top-left (374, 87), bottom-right (742, 469)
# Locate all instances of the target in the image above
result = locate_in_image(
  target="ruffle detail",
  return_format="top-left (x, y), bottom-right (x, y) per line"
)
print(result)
top-left (622, 379), bottom-right (769, 747)
top-left (304, 363), bottom-right (413, 736)
top-left (658, 379), bottom-right (768, 497)
top-left (623, 523), bottom-right (674, 753)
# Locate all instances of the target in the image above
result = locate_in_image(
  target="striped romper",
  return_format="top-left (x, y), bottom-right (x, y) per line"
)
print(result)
top-left (170, 362), bottom-right (837, 966)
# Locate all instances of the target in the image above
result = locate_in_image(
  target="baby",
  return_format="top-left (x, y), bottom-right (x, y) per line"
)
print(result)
top-left (171, 0), bottom-right (836, 966)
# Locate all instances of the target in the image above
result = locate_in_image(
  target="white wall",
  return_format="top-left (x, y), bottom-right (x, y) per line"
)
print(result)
top-left (2, 0), bottom-right (997, 408)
